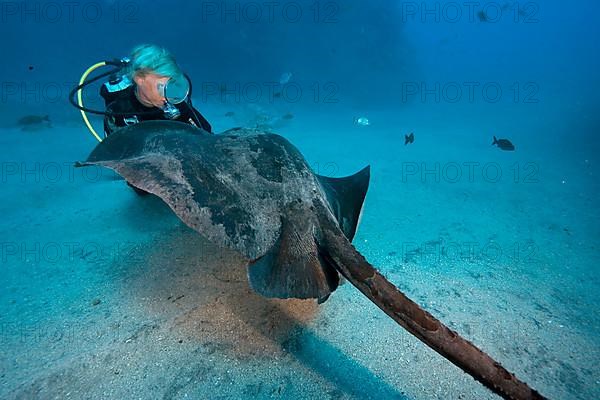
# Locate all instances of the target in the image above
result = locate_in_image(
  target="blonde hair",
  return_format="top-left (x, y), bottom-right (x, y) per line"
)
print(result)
top-left (125, 44), bottom-right (182, 80)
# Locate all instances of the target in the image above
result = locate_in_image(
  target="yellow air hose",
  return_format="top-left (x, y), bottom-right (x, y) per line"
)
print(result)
top-left (77, 61), bottom-right (106, 142)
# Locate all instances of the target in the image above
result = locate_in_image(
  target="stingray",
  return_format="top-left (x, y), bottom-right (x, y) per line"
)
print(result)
top-left (77, 120), bottom-right (546, 400)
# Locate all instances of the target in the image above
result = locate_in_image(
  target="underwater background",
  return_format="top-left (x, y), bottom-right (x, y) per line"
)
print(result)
top-left (1, 0), bottom-right (599, 399)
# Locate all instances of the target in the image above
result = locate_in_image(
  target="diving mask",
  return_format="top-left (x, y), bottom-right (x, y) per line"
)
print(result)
top-left (157, 74), bottom-right (191, 120)
top-left (157, 74), bottom-right (190, 105)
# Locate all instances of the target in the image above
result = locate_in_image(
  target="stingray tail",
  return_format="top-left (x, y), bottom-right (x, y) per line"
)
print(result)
top-left (492, 135), bottom-right (498, 146)
top-left (319, 220), bottom-right (547, 400)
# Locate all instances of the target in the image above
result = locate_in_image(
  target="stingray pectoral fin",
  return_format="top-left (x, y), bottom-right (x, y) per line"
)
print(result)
top-left (80, 154), bottom-right (194, 200)
top-left (81, 154), bottom-right (251, 253)
top-left (316, 165), bottom-right (370, 241)
top-left (247, 214), bottom-right (339, 301)
top-left (319, 219), bottom-right (547, 400)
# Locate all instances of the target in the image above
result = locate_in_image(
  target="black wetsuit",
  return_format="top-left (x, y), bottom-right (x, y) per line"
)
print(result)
top-left (100, 81), bottom-right (212, 137)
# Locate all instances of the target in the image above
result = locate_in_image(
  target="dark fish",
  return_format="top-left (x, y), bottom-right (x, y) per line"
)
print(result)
top-left (477, 10), bottom-right (488, 22)
top-left (282, 112), bottom-right (294, 120)
top-left (77, 120), bottom-right (546, 399)
top-left (405, 132), bottom-right (414, 145)
top-left (273, 92), bottom-right (282, 98)
top-left (501, 2), bottom-right (528, 17)
top-left (28, 65), bottom-right (34, 71)
top-left (18, 115), bottom-right (50, 126)
top-left (492, 135), bottom-right (515, 151)
top-left (224, 111), bottom-right (235, 117)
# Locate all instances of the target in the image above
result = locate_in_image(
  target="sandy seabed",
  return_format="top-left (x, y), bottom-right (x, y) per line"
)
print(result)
top-left (1, 109), bottom-right (598, 399)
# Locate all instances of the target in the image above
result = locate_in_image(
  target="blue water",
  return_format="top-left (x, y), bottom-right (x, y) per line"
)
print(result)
top-left (1, 1), bottom-right (599, 399)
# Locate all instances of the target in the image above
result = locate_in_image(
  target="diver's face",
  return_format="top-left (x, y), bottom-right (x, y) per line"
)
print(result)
top-left (134, 72), bottom-right (169, 108)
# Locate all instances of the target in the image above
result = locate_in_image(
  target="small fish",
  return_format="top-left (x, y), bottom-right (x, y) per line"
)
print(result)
top-left (501, 2), bottom-right (527, 16)
top-left (279, 72), bottom-right (292, 85)
top-left (18, 115), bottom-right (50, 125)
top-left (282, 112), bottom-right (294, 120)
top-left (224, 111), bottom-right (235, 117)
top-left (477, 10), bottom-right (488, 22)
top-left (273, 91), bottom-right (282, 98)
top-left (18, 115), bottom-right (51, 127)
top-left (353, 117), bottom-right (370, 126)
top-left (492, 136), bottom-right (515, 151)
top-left (405, 132), bottom-right (415, 145)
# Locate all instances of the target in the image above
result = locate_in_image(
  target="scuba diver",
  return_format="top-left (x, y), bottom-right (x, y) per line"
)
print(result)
top-left (70, 44), bottom-right (212, 195)
top-left (101, 44), bottom-right (212, 136)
